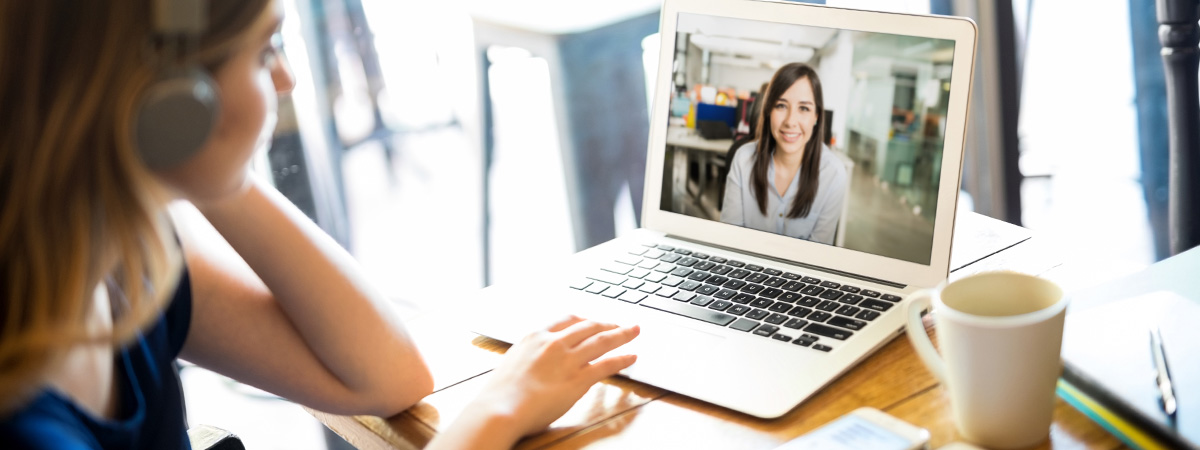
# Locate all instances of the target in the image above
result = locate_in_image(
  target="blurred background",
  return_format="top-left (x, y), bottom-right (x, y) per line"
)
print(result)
top-left (182, 0), bottom-right (1161, 448)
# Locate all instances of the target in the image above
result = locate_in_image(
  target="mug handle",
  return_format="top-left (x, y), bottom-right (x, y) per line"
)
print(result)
top-left (904, 289), bottom-right (947, 384)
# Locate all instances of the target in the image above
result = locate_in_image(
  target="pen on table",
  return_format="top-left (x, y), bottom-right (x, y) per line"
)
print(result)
top-left (1150, 326), bottom-right (1177, 424)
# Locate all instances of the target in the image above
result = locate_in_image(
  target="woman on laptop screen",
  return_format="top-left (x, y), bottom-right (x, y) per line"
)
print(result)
top-left (720, 63), bottom-right (848, 245)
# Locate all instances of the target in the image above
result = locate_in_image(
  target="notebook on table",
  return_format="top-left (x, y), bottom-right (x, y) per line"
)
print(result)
top-left (465, 0), bottom-right (977, 419)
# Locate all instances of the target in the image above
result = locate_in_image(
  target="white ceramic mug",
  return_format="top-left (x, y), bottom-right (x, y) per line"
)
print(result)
top-left (904, 271), bottom-right (1068, 449)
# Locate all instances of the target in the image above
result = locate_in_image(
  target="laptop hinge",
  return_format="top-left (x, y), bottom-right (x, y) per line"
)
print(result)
top-left (665, 234), bottom-right (907, 289)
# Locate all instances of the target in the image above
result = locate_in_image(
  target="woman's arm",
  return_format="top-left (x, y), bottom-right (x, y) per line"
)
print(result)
top-left (174, 178), bottom-right (433, 417)
top-left (426, 316), bottom-right (639, 450)
top-left (720, 150), bottom-right (747, 226)
top-left (809, 161), bottom-right (848, 245)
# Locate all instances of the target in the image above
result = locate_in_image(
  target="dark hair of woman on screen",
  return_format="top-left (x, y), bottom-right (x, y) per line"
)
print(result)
top-left (720, 62), bottom-right (847, 245)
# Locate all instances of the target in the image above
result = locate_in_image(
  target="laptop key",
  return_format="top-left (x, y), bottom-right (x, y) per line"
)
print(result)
top-left (782, 281), bottom-right (805, 292)
top-left (618, 291), bottom-right (647, 303)
top-left (628, 247), bottom-right (648, 256)
top-left (808, 312), bottom-right (833, 322)
top-left (804, 323), bottom-right (853, 340)
top-left (588, 271), bottom-right (626, 285)
top-left (800, 285), bottom-right (825, 296)
top-left (762, 268), bottom-right (783, 276)
top-left (727, 305), bottom-right (751, 316)
top-left (570, 279), bottom-right (593, 290)
top-left (839, 285), bottom-right (862, 293)
top-left (882, 294), bottom-right (903, 302)
top-left (643, 272), bottom-right (667, 283)
top-left (656, 245), bottom-right (675, 251)
top-left (640, 296), bottom-right (736, 327)
top-left (585, 283), bottom-right (609, 295)
top-left (659, 253), bottom-right (681, 263)
top-left (628, 268), bottom-right (651, 279)
top-left (784, 318), bottom-right (808, 329)
top-left (709, 256), bottom-right (727, 263)
top-left (856, 310), bottom-right (881, 321)
top-left (690, 296), bottom-right (714, 307)
top-left (704, 275), bottom-right (729, 286)
top-left (731, 293), bottom-right (755, 304)
top-left (656, 287), bottom-right (679, 298)
top-left (727, 269), bottom-right (751, 280)
top-left (740, 284), bottom-right (765, 295)
top-left (729, 318), bottom-right (758, 332)
top-left (602, 288), bottom-right (627, 298)
top-left (726, 260), bottom-right (746, 268)
top-left (661, 276), bottom-right (683, 287)
top-left (745, 264), bottom-right (765, 272)
top-left (765, 313), bottom-right (788, 325)
top-left (687, 272), bottom-right (711, 282)
top-left (639, 283), bottom-right (661, 294)
top-left (615, 255), bottom-right (643, 266)
top-left (787, 306), bottom-right (813, 318)
top-left (670, 267), bottom-right (694, 277)
top-left (860, 299), bottom-right (894, 312)
top-left (603, 263), bottom-right (633, 275)
top-left (768, 302), bottom-right (792, 313)
top-left (798, 296), bottom-right (821, 308)
top-left (764, 277), bottom-right (787, 288)
top-left (817, 300), bottom-right (839, 312)
top-left (714, 289), bottom-right (738, 300)
top-left (771, 333), bottom-right (792, 343)
top-left (679, 280), bottom-right (702, 291)
top-left (723, 279), bottom-right (747, 290)
top-left (861, 289), bottom-right (881, 298)
top-left (644, 249), bottom-right (665, 259)
top-left (673, 248), bottom-right (693, 255)
top-left (827, 316), bottom-right (867, 331)
top-left (653, 264), bottom-right (675, 273)
top-left (782, 272), bottom-right (802, 280)
top-left (839, 294), bottom-right (864, 305)
top-left (820, 281), bottom-right (841, 289)
top-left (752, 325), bottom-right (779, 337)
top-left (802, 277), bottom-right (822, 284)
top-left (676, 257), bottom-right (699, 267)
top-left (745, 309), bottom-right (769, 320)
top-left (835, 305), bottom-right (861, 317)
top-left (710, 265), bottom-right (733, 275)
top-left (709, 300), bottom-right (732, 311)
top-left (693, 261), bottom-right (716, 271)
top-left (745, 273), bottom-right (769, 284)
top-left (779, 292), bottom-right (802, 303)
top-left (639, 259), bottom-right (661, 269)
top-left (819, 289), bottom-right (844, 301)
top-left (792, 337), bottom-right (815, 347)
top-left (622, 279), bottom-right (644, 289)
top-left (696, 284), bottom-right (719, 296)
top-left (692, 252), bottom-right (710, 260)
top-left (672, 291), bottom-right (696, 302)
top-left (749, 298), bottom-right (773, 309)
top-left (812, 344), bottom-right (833, 352)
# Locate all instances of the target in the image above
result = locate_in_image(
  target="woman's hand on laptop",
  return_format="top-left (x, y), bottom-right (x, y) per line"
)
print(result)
top-left (427, 316), bottom-right (639, 450)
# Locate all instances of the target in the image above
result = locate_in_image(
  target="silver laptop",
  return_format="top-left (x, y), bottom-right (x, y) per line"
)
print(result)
top-left (465, 0), bottom-right (977, 419)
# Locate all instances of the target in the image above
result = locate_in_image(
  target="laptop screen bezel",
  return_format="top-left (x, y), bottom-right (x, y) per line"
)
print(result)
top-left (642, 0), bottom-right (978, 290)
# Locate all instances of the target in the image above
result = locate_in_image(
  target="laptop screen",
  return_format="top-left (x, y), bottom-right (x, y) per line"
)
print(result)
top-left (658, 12), bottom-right (957, 266)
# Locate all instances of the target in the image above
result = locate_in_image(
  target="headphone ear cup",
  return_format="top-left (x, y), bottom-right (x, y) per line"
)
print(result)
top-left (135, 68), bottom-right (220, 169)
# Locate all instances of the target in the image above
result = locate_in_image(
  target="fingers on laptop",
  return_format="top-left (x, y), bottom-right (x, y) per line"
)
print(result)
top-left (545, 314), bottom-right (585, 332)
top-left (572, 325), bottom-right (640, 368)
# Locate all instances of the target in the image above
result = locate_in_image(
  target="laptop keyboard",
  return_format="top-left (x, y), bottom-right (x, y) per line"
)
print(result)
top-left (569, 243), bottom-right (903, 353)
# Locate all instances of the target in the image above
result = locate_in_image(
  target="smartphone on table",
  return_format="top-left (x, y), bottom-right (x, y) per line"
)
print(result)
top-left (774, 407), bottom-right (930, 450)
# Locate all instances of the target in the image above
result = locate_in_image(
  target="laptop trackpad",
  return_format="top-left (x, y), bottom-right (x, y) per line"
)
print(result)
top-left (618, 322), bottom-right (726, 380)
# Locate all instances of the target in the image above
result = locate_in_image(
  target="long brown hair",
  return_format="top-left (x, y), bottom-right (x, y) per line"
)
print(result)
top-left (749, 63), bottom-right (825, 218)
top-left (0, 0), bottom-right (270, 415)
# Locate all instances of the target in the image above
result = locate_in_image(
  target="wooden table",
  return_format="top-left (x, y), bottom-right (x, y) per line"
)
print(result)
top-left (309, 213), bottom-right (1129, 450)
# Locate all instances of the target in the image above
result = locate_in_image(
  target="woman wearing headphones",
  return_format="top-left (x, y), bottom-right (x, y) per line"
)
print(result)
top-left (720, 63), bottom-right (848, 245)
top-left (0, 1), bottom-right (638, 449)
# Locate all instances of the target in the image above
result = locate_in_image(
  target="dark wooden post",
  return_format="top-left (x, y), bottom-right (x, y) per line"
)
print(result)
top-left (1158, 0), bottom-right (1200, 254)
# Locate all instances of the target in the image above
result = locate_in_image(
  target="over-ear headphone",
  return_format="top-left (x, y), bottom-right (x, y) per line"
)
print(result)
top-left (135, 0), bottom-right (220, 170)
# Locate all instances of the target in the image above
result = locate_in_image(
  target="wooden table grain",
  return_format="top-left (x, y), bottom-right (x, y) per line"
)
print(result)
top-left (309, 214), bottom-right (1128, 450)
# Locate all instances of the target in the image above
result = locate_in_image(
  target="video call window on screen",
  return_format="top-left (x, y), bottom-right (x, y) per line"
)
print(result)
top-left (660, 12), bottom-right (956, 266)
